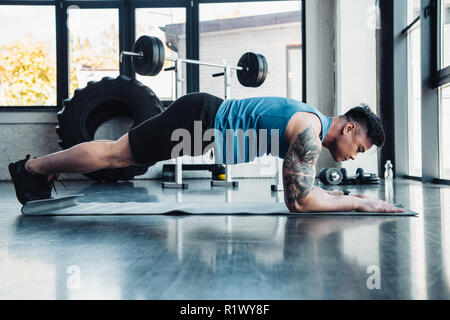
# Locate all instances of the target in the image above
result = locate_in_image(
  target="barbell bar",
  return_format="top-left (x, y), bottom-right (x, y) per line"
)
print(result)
top-left (120, 35), bottom-right (268, 88)
top-left (119, 53), bottom-right (245, 71)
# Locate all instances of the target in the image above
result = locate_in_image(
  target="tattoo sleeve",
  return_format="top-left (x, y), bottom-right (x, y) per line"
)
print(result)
top-left (283, 125), bottom-right (322, 209)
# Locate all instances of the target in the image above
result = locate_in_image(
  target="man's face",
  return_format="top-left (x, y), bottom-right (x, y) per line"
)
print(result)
top-left (329, 122), bottom-right (373, 162)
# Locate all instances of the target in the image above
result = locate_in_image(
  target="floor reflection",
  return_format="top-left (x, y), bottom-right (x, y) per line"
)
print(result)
top-left (1, 178), bottom-right (449, 299)
top-left (409, 184), bottom-right (426, 299)
top-left (6, 213), bottom-right (406, 299)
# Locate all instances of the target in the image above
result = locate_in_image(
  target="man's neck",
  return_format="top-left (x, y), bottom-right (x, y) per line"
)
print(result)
top-left (322, 117), bottom-right (341, 149)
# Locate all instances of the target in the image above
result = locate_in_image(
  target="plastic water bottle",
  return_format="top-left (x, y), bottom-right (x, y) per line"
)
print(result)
top-left (384, 160), bottom-right (393, 181)
top-left (384, 160), bottom-right (394, 202)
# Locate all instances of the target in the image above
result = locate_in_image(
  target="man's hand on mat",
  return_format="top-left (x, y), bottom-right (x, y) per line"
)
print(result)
top-left (356, 197), bottom-right (405, 213)
top-left (316, 188), bottom-right (403, 213)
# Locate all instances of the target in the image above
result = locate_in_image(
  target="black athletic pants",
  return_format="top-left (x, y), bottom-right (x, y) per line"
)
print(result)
top-left (128, 92), bottom-right (224, 165)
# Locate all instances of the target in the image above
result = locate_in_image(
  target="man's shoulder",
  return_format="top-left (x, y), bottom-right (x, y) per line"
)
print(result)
top-left (286, 112), bottom-right (323, 146)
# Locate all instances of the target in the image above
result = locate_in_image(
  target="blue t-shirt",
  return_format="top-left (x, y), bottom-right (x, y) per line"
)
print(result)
top-left (213, 97), bottom-right (332, 164)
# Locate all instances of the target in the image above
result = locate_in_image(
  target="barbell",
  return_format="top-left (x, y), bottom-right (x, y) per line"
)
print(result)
top-left (120, 35), bottom-right (268, 88)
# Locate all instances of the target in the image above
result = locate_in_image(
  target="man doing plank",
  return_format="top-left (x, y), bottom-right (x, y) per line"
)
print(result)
top-left (9, 93), bottom-right (403, 213)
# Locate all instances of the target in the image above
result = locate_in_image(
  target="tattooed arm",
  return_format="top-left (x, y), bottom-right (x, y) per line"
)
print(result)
top-left (282, 124), bottom-right (359, 213)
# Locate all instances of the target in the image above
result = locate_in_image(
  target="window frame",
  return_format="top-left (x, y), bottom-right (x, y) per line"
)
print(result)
top-left (0, 0), bottom-right (305, 110)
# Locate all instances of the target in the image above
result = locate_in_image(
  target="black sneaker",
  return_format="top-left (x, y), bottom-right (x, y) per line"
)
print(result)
top-left (8, 154), bottom-right (60, 205)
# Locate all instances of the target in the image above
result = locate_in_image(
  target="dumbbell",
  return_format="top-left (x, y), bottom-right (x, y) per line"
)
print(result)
top-left (356, 168), bottom-right (380, 184)
top-left (120, 35), bottom-right (269, 88)
top-left (319, 168), bottom-right (343, 185)
top-left (320, 167), bottom-right (380, 185)
top-left (340, 168), bottom-right (380, 185)
top-left (340, 168), bottom-right (356, 185)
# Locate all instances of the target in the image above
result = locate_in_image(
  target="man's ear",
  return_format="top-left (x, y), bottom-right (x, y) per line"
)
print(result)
top-left (343, 122), bottom-right (356, 135)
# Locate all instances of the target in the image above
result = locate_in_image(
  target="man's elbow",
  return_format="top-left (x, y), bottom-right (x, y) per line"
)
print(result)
top-left (285, 196), bottom-right (313, 213)
top-left (285, 202), bottom-right (298, 213)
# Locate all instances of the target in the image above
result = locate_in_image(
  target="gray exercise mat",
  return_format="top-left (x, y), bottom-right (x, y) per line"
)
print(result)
top-left (21, 194), bottom-right (418, 217)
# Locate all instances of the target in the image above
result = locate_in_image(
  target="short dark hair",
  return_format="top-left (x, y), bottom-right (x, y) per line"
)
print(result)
top-left (343, 104), bottom-right (385, 148)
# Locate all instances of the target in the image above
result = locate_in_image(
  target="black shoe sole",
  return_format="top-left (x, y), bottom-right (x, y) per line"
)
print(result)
top-left (9, 162), bottom-right (27, 205)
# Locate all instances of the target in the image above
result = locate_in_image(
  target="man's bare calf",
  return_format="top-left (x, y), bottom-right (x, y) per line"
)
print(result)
top-left (24, 133), bottom-right (139, 180)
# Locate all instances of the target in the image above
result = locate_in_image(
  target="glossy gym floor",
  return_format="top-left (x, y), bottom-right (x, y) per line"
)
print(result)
top-left (0, 177), bottom-right (449, 299)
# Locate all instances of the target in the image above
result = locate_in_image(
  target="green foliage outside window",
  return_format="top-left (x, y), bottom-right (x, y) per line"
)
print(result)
top-left (0, 35), bottom-right (56, 106)
top-left (0, 24), bottom-right (118, 106)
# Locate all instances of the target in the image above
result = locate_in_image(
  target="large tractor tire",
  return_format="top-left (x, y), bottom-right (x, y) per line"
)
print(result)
top-left (56, 75), bottom-right (164, 182)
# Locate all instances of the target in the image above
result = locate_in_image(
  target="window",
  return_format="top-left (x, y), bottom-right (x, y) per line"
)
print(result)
top-left (135, 8), bottom-right (186, 100)
top-left (407, 0), bottom-right (422, 176)
top-left (441, 0), bottom-right (450, 69)
top-left (439, 85), bottom-right (450, 179)
top-left (0, 1), bottom-right (304, 108)
top-left (68, 8), bottom-right (120, 98)
top-left (0, 6), bottom-right (56, 106)
top-left (199, 1), bottom-right (302, 99)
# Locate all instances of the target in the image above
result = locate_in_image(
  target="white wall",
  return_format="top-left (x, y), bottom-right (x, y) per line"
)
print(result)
top-left (335, 0), bottom-right (379, 176)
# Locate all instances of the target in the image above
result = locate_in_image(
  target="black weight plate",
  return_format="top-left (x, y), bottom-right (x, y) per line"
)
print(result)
top-left (147, 37), bottom-right (164, 76)
top-left (132, 36), bottom-right (161, 76)
top-left (261, 54), bottom-right (268, 86)
top-left (356, 168), bottom-right (364, 177)
top-left (154, 36), bottom-right (165, 76)
top-left (237, 52), bottom-right (256, 87)
top-left (254, 54), bottom-right (264, 86)
top-left (356, 168), bottom-right (365, 183)
top-left (255, 54), bottom-right (268, 87)
top-left (132, 36), bottom-right (152, 75)
top-left (340, 168), bottom-right (348, 180)
top-left (237, 52), bottom-right (261, 87)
